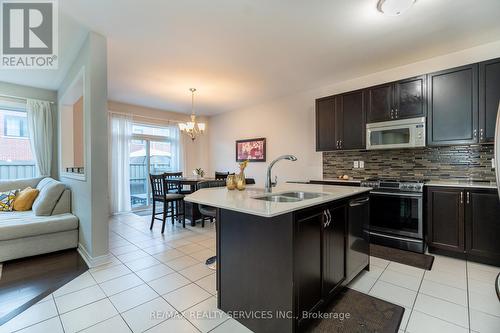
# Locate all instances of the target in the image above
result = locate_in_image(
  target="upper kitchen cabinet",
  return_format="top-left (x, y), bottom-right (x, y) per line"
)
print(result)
top-left (394, 76), bottom-right (427, 120)
top-left (315, 97), bottom-right (336, 151)
top-left (479, 57), bottom-right (500, 143)
top-left (366, 76), bottom-right (426, 123)
top-left (316, 90), bottom-right (365, 151)
top-left (427, 64), bottom-right (478, 146)
top-left (337, 90), bottom-right (366, 150)
top-left (366, 83), bottom-right (393, 123)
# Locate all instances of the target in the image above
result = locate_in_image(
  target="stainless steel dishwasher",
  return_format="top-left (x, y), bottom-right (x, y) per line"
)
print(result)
top-left (345, 196), bottom-right (370, 284)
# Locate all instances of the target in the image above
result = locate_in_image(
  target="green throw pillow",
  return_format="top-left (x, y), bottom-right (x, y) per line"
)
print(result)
top-left (0, 190), bottom-right (18, 211)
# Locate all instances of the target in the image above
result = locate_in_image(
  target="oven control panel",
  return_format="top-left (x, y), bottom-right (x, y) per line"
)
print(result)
top-left (361, 179), bottom-right (424, 193)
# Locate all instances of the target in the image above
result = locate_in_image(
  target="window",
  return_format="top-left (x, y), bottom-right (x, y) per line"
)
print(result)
top-left (4, 114), bottom-right (28, 137)
top-left (129, 123), bottom-right (181, 209)
top-left (0, 107), bottom-right (38, 180)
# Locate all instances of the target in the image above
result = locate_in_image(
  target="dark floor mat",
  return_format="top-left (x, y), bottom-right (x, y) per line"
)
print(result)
top-left (0, 249), bottom-right (88, 325)
top-left (305, 288), bottom-right (404, 333)
top-left (370, 243), bottom-right (434, 270)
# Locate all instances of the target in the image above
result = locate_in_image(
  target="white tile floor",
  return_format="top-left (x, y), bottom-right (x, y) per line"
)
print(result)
top-left (1, 213), bottom-right (499, 333)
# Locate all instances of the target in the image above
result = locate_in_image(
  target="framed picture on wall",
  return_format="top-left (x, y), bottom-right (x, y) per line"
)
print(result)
top-left (236, 138), bottom-right (266, 162)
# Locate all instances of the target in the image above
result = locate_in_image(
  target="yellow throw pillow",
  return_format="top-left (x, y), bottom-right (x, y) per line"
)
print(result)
top-left (13, 187), bottom-right (40, 211)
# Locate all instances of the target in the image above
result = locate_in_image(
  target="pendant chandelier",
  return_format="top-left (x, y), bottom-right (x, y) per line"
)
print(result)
top-left (179, 88), bottom-right (206, 141)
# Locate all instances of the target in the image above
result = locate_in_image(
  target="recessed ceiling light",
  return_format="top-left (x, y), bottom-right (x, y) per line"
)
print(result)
top-left (377, 0), bottom-right (416, 16)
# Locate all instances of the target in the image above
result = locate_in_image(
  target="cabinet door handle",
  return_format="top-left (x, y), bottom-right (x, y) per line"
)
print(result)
top-left (395, 108), bottom-right (398, 118)
top-left (336, 140), bottom-right (339, 149)
top-left (326, 209), bottom-right (332, 227)
top-left (480, 128), bottom-right (484, 142)
top-left (323, 210), bottom-right (329, 228)
top-left (349, 197), bottom-right (370, 206)
top-left (466, 192), bottom-right (470, 204)
top-left (460, 192), bottom-right (464, 205)
top-left (473, 129), bottom-right (477, 139)
top-left (339, 140), bottom-right (343, 149)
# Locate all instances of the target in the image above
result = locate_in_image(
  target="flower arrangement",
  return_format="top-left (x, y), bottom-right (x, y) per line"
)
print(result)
top-left (193, 168), bottom-right (205, 178)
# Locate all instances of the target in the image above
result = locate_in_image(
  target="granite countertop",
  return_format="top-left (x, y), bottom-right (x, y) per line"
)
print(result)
top-left (425, 180), bottom-right (498, 189)
top-left (184, 183), bottom-right (371, 218)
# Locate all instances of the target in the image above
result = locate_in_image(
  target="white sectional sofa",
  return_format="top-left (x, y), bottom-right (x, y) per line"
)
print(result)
top-left (0, 177), bottom-right (78, 262)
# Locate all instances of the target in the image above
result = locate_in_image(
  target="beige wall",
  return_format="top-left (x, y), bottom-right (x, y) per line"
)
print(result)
top-left (107, 101), bottom-right (210, 176)
top-left (73, 97), bottom-right (84, 167)
top-left (58, 32), bottom-right (109, 260)
top-left (208, 40), bottom-right (500, 186)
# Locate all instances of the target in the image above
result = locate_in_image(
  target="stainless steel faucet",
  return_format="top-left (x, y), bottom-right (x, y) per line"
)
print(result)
top-left (264, 155), bottom-right (298, 193)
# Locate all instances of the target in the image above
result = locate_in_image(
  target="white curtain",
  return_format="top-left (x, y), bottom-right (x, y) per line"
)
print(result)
top-left (109, 113), bottom-right (133, 214)
top-left (170, 125), bottom-right (188, 175)
top-left (26, 99), bottom-right (53, 176)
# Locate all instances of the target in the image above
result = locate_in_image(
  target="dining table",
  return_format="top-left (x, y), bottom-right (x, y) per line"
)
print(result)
top-left (169, 177), bottom-right (216, 226)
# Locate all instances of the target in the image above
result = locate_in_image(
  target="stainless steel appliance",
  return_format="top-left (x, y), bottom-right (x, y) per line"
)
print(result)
top-left (366, 117), bottom-right (426, 150)
top-left (345, 196), bottom-right (370, 283)
top-left (495, 102), bottom-right (500, 199)
top-left (494, 103), bottom-right (500, 298)
top-left (361, 178), bottom-right (425, 253)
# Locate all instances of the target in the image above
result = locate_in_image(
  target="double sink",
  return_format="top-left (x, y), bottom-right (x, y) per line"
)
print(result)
top-left (253, 191), bottom-right (327, 203)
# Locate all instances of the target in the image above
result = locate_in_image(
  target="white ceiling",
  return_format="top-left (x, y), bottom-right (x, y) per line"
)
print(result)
top-left (2, 0), bottom-right (500, 115)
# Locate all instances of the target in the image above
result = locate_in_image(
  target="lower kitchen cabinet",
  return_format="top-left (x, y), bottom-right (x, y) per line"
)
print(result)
top-left (295, 208), bottom-right (323, 321)
top-left (322, 204), bottom-right (346, 298)
top-left (426, 187), bottom-right (465, 252)
top-left (426, 186), bottom-right (500, 265)
top-left (465, 189), bottom-right (500, 264)
top-left (295, 202), bottom-right (347, 327)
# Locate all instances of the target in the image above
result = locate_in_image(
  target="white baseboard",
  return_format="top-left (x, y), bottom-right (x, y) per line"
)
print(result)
top-left (77, 244), bottom-right (113, 268)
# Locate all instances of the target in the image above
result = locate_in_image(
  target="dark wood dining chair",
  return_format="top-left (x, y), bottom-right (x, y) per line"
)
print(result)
top-left (165, 172), bottom-right (191, 194)
top-left (149, 174), bottom-right (186, 232)
top-left (245, 178), bottom-right (256, 185)
top-left (215, 171), bottom-right (234, 180)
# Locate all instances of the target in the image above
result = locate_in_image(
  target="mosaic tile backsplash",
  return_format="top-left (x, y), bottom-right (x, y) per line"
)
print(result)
top-left (323, 144), bottom-right (495, 181)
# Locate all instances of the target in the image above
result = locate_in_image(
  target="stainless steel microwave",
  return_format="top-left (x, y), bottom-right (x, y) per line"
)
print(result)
top-left (366, 117), bottom-right (426, 150)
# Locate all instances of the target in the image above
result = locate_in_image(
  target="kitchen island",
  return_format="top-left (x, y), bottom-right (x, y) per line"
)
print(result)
top-left (185, 183), bottom-right (371, 333)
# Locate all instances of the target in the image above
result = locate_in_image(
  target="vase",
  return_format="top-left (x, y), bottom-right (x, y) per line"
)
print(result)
top-left (236, 172), bottom-right (246, 191)
top-left (226, 175), bottom-right (236, 190)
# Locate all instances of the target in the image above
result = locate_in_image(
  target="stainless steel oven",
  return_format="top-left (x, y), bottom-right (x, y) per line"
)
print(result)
top-left (362, 179), bottom-right (425, 253)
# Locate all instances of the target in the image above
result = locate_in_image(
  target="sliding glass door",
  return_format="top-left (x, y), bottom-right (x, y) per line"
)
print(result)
top-left (129, 123), bottom-right (181, 210)
top-left (130, 139), bottom-right (148, 209)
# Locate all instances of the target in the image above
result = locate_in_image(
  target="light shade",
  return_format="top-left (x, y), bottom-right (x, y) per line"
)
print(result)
top-left (197, 122), bottom-right (206, 132)
top-left (179, 123), bottom-right (186, 131)
top-left (186, 121), bottom-right (195, 130)
top-left (377, 0), bottom-right (416, 16)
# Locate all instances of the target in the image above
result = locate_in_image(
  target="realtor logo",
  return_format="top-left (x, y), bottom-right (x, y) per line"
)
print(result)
top-left (1, 0), bottom-right (58, 69)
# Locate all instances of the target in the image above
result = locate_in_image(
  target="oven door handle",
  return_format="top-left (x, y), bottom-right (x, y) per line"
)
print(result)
top-left (370, 191), bottom-right (422, 198)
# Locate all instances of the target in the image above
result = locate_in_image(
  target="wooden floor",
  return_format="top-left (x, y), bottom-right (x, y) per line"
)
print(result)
top-left (0, 249), bottom-right (88, 326)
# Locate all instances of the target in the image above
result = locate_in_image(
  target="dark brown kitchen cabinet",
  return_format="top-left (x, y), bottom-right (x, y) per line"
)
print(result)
top-left (322, 204), bottom-right (346, 298)
top-left (367, 83), bottom-right (393, 123)
top-left (479, 57), bottom-right (500, 143)
top-left (295, 207), bottom-right (323, 323)
top-left (315, 91), bottom-right (365, 151)
top-left (366, 76), bottom-right (426, 123)
top-left (315, 97), bottom-right (336, 151)
top-left (338, 90), bottom-right (366, 150)
top-left (426, 187), bottom-right (465, 253)
top-left (295, 202), bottom-right (347, 327)
top-left (427, 186), bottom-right (500, 266)
top-left (465, 189), bottom-right (500, 264)
top-left (427, 64), bottom-right (479, 146)
top-left (394, 76), bottom-right (427, 120)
